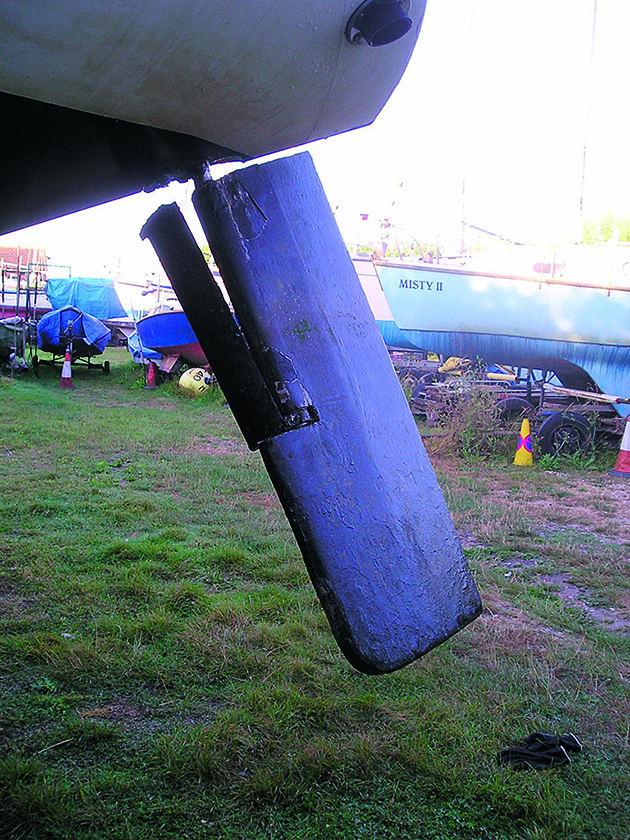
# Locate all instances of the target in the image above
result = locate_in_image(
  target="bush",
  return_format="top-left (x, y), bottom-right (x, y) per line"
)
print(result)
top-left (421, 368), bottom-right (519, 461)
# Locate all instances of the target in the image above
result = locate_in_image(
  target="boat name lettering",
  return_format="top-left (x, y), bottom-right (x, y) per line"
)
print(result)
top-left (398, 278), bottom-right (443, 292)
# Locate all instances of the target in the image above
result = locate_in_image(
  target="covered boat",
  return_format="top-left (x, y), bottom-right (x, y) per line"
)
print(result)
top-left (46, 277), bottom-right (127, 321)
top-left (37, 306), bottom-right (111, 360)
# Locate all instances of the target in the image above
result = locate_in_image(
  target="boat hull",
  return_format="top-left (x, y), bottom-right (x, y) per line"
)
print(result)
top-left (375, 261), bottom-right (630, 416)
top-left (136, 310), bottom-right (208, 367)
top-left (1, 2), bottom-right (424, 233)
top-left (1, 2), bottom-right (423, 160)
top-left (352, 256), bottom-right (419, 350)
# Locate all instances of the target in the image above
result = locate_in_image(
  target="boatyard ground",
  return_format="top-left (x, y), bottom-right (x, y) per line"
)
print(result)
top-left (1, 349), bottom-right (628, 840)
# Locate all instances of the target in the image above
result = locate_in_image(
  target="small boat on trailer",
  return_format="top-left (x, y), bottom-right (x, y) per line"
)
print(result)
top-left (36, 306), bottom-right (112, 373)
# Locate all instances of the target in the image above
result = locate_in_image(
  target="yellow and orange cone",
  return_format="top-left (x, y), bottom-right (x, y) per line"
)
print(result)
top-left (513, 419), bottom-right (533, 466)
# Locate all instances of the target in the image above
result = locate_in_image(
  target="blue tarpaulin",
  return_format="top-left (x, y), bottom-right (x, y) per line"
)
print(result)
top-left (127, 330), bottom-right (162, 362)
top-left (38, 306), bottom-right (111, 357)
top-left (46, 277), bottom-right (127, 320)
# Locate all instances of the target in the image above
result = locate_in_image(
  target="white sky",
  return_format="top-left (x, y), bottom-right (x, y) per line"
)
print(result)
top-left (1, 0), bottom-right (627, 291)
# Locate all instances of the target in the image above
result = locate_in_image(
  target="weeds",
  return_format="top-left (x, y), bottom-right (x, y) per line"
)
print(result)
top-left (537, 445), bottom-right (612, 472)
top-left (420, 372), bottom-right (618, 472)
top-left (419, 365), bottom-right (525, 462)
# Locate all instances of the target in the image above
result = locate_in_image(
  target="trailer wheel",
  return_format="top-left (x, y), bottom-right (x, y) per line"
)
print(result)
top-left (409, 373), bottom-right (445, 417)
top-left (495, 396), bottom-right (535, 427)
top-left (103, 360), bottom-right (111, 375)
top-left (538, 411), bottom-right (594, 456)
top-left (412, 372), bottom-right (444, 394)
top-left (397, 366), bottom-right (423, 397)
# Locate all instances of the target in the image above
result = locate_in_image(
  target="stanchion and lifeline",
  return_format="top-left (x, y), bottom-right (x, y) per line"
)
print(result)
top-left (514, 418), bottom-right (533, 466)
top-left (609, 415), bottom-right (630, 477)
top-left (59, 344), bottom-right (74, 389)
top-left (144, 360), bottom-right (158, 389)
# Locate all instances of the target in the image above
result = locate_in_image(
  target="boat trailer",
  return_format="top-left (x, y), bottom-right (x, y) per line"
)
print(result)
top-left (408, 361), bottom-right (629, 456)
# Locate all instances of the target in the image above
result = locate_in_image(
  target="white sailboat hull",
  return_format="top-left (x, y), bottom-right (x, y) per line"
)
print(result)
top-left (374, 259), bottom-right (630, 416)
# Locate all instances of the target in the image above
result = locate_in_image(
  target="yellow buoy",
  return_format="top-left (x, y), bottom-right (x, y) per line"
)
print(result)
top-left (178, 367), bottom-right (213, 396)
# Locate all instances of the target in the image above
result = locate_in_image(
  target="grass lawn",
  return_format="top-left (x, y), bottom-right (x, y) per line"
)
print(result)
top-left (1, 348), bottom-right (629, 839)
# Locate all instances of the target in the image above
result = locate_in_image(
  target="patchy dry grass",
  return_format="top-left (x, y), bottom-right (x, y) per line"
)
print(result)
top-left (1, 350), bottom-right (629, 839)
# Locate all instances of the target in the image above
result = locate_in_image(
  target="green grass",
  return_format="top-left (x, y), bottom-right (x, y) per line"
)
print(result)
top-left (1, 349), bottom-right (629, 839)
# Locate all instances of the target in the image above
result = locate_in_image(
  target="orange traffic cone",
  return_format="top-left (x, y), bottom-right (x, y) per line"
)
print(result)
top-left (59, 346), bottom-right (74, 389)
top-left (609, 416), bottom-right (630, 477)
top-left (144, 360), bottom-right (158, 389)
top-left (513, 418), bottom-right (533, 466)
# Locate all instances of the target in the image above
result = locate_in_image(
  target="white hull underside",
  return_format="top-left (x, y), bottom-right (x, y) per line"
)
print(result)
top-left (0, 1), bottom-right (423, 159)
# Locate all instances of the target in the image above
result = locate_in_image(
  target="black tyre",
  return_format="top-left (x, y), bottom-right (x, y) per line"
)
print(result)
top-left (495, 396), bottom-right (535, 427)
top-left (537, 411), bottom-right (594, 456)
top-left (103, 360), bottom-right (111, 375)
top-left (412, 372), bottom-right (444, 394)
top-left (398, 366), bottom-right (423, 396)
top-left (410, 373), bottom-right (443, 417)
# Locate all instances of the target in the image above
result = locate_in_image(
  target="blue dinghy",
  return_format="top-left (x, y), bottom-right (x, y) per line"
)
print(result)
top-left (136, 310), bottom-right (208, 367)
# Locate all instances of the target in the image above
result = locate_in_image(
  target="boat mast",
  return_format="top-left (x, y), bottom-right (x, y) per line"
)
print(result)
top-left (460, 0), bottom-right (476, 259)
top-left (578, 0), bottom-right (599, 241)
